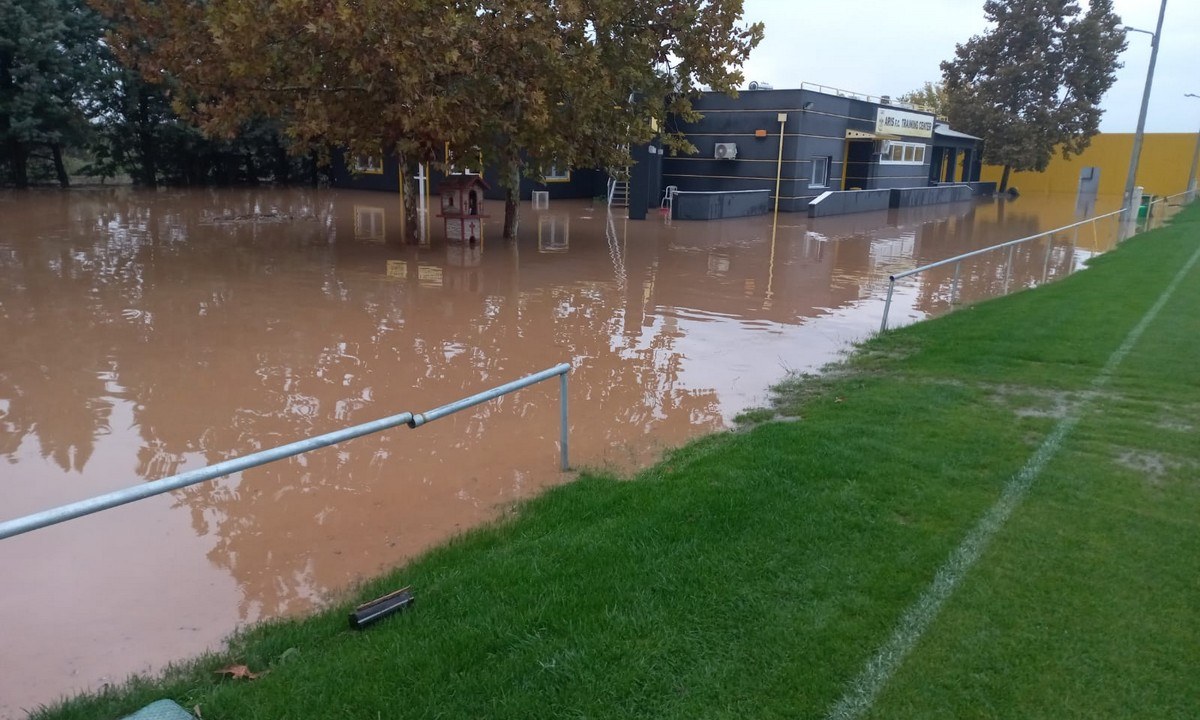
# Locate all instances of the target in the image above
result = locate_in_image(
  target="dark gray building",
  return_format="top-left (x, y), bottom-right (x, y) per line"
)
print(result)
top-left (324, 86), bottom-right (985, 222)
top-left (929, 123), bottom-right (984, 185)
top-left (662, 87), bottom-right (982, 214)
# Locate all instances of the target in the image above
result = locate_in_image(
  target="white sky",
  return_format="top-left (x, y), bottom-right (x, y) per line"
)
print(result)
top-left (738, 0), bottom-right (1200, 133)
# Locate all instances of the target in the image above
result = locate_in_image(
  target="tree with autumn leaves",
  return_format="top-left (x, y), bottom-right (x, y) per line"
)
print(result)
top-left (96, 0), bottom-right (763, 238)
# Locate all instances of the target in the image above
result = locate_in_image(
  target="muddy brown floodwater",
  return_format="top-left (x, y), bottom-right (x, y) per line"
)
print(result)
top-left (0, 187), bottom-right (1122, 716)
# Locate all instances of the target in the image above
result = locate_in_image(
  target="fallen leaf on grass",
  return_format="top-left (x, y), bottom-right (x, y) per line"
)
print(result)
top-left (193, 705), bottom-right (203, 718)
top-left (214, 664), bottom-right (265, 680)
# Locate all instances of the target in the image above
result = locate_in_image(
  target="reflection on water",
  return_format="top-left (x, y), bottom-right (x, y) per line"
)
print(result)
top-left (0, 187), bottom-right (1122, 715)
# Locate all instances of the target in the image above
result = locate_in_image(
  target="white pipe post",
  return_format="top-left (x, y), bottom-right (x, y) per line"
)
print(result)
top-left (415, 163), bottom-right (429, 242)
top-left (559, 371), bottom-right (569, 471)
top-left (880, 278), bottom-right (896, 332)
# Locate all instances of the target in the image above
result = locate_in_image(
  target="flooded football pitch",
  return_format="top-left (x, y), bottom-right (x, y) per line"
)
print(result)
top-left (0, 186), bottom-right (1127, 715)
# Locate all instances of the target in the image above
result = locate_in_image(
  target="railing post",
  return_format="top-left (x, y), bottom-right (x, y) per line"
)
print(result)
top-left (880, 277), bottom-right (896, 332)
top-left (950, 262), bottom-right (961, 304)
top-left (559, 370), bottom-right (569, 471)
top-left (1003, 245), bottom-right (1015, 293)
top-left (1042, 235), bottom-right (1054, 284)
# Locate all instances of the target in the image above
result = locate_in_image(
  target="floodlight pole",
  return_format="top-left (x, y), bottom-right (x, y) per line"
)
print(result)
top-left (1185, 94), bottom-right (1200, 202)
top-left (1119, 0), bottom-right (1168, 221)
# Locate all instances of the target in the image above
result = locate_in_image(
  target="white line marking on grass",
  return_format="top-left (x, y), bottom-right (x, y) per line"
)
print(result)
top-left (825, 240), bottom-right (1200, 720)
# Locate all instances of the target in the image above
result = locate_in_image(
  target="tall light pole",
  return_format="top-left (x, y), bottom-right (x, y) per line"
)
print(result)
top-left (1120, 0), bottom-right (1168, 221)
top-left (1185, 93), bottom-right (1200, 202)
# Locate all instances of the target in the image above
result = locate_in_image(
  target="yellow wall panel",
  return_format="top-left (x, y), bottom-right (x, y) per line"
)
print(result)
top-left (980, 133), bottom-right (1198, 197)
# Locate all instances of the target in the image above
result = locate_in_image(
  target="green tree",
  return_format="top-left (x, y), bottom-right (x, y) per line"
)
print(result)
top-left (97, 0), bottom-right (761, 239)
top-left (940, 0), bottom-right (1125, 191)
top-left (86, 67), bottom-right (312, 187)
top-left (1, 0), bottom-right (107, 187)
top-left (898, 82), bottom-right (947, 118)
top-left (86, 67), bottom-right (174, 186)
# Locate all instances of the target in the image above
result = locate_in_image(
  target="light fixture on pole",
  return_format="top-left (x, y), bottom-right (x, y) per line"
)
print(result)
top-left (1119, 0), bottom-right (1169, 222)
top-left (1185, 93), bottom-right (1200, 202)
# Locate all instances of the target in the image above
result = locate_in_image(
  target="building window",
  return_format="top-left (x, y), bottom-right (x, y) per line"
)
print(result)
top-left (353, 154), bottom-right (384, 175)
top-left (810, 156), bottom-right (831, 187)
top-left (881, 141), bottom-right (929, 165)
top-left (544, 166), bottom-right (571, 183)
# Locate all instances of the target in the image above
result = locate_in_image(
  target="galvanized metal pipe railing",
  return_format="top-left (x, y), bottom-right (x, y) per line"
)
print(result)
top-left (407, 362), bottom-right (571, 471)
top-left (879, 189), bottom-right (1199, 332)
top-left (1142, 190), bottom-right (1193, 228)
top-left (879, 209), bottom-right (1125, 332)
top-left (0, 363), bottom-right (572, 541)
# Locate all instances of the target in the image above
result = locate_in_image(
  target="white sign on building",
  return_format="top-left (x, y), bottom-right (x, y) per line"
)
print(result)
top-left (875, 108), bottom-right (934, 138)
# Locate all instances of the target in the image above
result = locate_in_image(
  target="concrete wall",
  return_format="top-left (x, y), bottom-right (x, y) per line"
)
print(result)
top-left (963, 181), bottom-right (998, 196)
top-left (807, 186), bottom-right (975, 217)
top-left (890, 185), bottom-right (973, 208)
top-left (672, 190), bottom-right (771, 220)
top-left (807, 189), bottom-right (892, 217)
top-left (979, 133), bottom-right (1196, 197)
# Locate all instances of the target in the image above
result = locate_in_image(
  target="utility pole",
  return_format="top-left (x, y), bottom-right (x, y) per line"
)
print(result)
top-left (1120, 0), bottom-right (1169, 221)
top-left (1185, 94), bottom-right (1200, 202)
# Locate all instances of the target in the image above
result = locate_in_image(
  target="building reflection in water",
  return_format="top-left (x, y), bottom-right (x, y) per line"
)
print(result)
top-left (0, 187), bottom-right (1122, 715)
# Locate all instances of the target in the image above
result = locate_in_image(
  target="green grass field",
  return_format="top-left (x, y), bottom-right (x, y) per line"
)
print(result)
top-left (36, 205), bottom-right (1200, 720)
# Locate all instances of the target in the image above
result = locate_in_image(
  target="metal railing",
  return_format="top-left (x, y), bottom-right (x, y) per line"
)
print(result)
top-left (1141, 190), bottom-right (1193, 229)
top-left (878, 210), bottom-right (1125, 331)
top-left (878, 190), bottom-right (1196, 332)
top-left (0, 363), bottom-right (572, 541)
top-left (799, 81), bottom-right (936, 115)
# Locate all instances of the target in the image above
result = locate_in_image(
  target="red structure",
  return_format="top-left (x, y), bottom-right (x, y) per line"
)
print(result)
top-left (437, 175), bottom-right (489, 244)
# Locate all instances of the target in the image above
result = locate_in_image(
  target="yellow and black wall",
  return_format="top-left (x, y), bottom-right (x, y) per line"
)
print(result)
top-left (980, 133), bottom-right (1197, 197)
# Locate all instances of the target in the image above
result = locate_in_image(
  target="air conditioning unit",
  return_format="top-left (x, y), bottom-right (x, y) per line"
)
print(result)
top-left (879, 140), bottom-right (893, 155)
top-left (714, 142), bottom-right (738, 160)
top-left (748, 81), bottom-right (773, 91)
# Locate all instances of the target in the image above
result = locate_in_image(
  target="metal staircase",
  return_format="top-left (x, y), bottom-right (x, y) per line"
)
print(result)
top-left (607, 171), bottom-right (630, 208)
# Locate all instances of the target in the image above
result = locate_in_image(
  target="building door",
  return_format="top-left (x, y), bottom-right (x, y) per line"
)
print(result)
top-left (843, 140), bottom-right (875, 190)
top-left (928, 148), bottom-right (944, 184)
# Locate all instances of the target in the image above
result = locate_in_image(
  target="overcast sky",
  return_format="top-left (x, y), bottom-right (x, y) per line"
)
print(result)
top-left (737, 0), bottom-right (1200, 133)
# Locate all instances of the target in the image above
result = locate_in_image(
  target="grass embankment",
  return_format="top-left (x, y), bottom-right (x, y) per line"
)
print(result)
top-left (40, 207), bottom-right (1200, 720)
